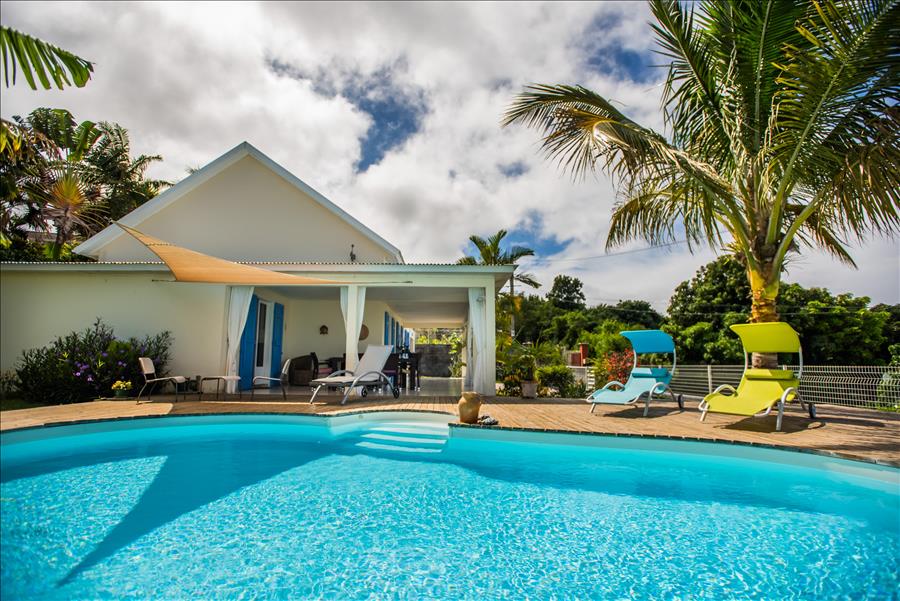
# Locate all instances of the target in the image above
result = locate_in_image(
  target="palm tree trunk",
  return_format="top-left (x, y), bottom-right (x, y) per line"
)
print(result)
top-left (747, 264), bottom-right (780, 368)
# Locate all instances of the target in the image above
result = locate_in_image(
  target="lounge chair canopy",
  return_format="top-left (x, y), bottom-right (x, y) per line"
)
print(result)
top-left (620, 330), bottom-right (675, 355)
top-left (117, 223), bottom-right (347, 286)
top-left (730, 323), bottom-right (801, 354)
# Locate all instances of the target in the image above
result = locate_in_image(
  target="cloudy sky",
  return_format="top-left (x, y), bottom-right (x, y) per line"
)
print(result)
top-left (2, 1), bottom-right (897, 309)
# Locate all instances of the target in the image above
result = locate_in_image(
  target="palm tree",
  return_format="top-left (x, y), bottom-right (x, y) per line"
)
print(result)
top-left (458, 229), bottom-right (540, 335)
top-left (1, 27), bottom-right (94, 165)
top-left (504, 0), bottom-right (898, 331)
top-left (458, 229), bottom-right (540, 287)
top-left (28, 166), bottom-right (105, 259)
top-left (83, 123), bottom-right (168, 220)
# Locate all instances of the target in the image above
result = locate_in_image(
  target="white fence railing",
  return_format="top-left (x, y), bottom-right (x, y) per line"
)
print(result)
top-left (672, 365), bottom-right (899, 410)
top-left (567, 366), bottom-right (595, 391)
top-left (570, 364), bottom-right (900, 410)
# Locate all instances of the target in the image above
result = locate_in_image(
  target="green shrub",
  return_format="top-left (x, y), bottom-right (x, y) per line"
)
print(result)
top-left (0, 370), bottom-right (21, 400)
top-left (16, 319), bottom-right (173, 405)
top-left (562, 379), bottom-right (588, 399)
top-left (536, 364), bottom-right (574, 392)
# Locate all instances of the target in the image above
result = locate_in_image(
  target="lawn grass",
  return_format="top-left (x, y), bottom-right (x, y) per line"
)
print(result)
top-left (0, 397), bottom-right (44, 412)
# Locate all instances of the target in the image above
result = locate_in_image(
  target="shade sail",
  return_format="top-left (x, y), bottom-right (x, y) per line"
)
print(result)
top-left (117, 223), bottom-right (349, 286)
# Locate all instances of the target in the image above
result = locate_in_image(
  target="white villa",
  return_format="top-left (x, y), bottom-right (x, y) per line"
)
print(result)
top-left (0, 142), bottom-right (512, 395)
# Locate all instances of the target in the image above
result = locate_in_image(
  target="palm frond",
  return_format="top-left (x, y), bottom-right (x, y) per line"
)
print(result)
top-left (514, 272), bottom-right (541, 289)
top-left (0, 26), bottom-right (93, 89)
top-left (767, 0), bottom-right (900, 241)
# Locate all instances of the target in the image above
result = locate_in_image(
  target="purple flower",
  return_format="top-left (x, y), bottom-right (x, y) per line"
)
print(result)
top-left (117, 361), bottom-right (126, 367)
top-left (101, 352), bottom-right (108, 358)
top-left (86, 376), bottom-right (93, 382)
top-left (75, 372), bottom-right (81, 377)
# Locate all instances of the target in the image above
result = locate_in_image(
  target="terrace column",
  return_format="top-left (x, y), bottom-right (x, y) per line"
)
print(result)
top-left (340, 285), bottom-right (366, 372)
top-left (483, 286), bottom-right (496, 396)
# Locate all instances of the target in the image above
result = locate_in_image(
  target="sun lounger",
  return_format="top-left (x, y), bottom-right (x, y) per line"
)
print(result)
top-left (586, 330), bottom-right (683, 416)
top-left (698, 322), bottom-right (814, 431)
top-left (309, 344), bottom-right (399, 405)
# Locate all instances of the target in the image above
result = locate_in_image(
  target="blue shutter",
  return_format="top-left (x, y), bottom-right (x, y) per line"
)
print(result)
top-left (238, 294), bottom-right (259, 390)
top-left (384, 312), bottom-right (390, 344)
top-left (390, 317), bottom-right (396, 347)
top-left (270, 302), bottom-right (284, 383)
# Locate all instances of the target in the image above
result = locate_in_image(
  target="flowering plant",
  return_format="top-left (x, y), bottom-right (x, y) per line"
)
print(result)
top-left (112, 380), bottom-right (132, 391)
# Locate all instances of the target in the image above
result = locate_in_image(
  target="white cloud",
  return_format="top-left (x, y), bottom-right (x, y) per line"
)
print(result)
top-left (1, 1), bottom-right (896, 309)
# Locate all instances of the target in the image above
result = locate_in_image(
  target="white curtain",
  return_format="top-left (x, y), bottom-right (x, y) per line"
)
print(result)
top-left (340, 286), bottom-right (367, 371)
top-left (225, 285), bottom-right (254, 393)
top-left (463, 320), bottom-right (472, 390)
top-left (467, 288), bottom-right (486, 393)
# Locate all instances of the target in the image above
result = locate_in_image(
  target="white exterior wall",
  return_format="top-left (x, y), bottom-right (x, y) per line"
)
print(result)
top-left (92, 156), bottom-right (396, 263)
top-left (1, 268), bottom-right (503, 395)
top-left (0, 271), bottom-right (227, 377)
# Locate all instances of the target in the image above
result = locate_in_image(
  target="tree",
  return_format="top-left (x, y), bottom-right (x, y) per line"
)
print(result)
top-left (458, 229), bottom-right (540, 336)
top-left (457, 229), bottom-right (540, 287)
top-left (504, 0), bottom-right (899, 345)
top-left (82, 123), bottom-right (167, 220)
top-left (0, 27), bottom-right (94, 164)
top-left (663, 255), bottom-right (894, 364)
top-left (0, 108), bottom-right (165, 259)
top-left (547, 275), bottom-right (586, 311)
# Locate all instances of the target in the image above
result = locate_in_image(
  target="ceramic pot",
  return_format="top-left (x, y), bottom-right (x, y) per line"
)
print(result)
top-left (521, 381), bottom-right (537, 399)
top-left (114, 389), bottom-right (129, 399)
top-left (457, 391), bottom-right (483, 424)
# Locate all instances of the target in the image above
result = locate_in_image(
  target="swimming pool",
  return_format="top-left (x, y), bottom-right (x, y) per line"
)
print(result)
top-left (2, 412), bottom-right (898, 599)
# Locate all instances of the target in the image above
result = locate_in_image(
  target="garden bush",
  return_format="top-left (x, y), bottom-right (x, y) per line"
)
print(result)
top-left (16, 319), bottom-right (173, 405)
top-left (593, 349), bottom-right (635, 387)
top-left (536, 364), bottom-right (574, 392)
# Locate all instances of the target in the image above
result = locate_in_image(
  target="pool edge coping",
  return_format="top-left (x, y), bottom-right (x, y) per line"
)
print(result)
top-left (2, 408), bottom-right (898, 469)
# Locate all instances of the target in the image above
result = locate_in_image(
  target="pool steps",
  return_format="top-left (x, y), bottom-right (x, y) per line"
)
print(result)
top-left (352, 420), bottom-right (450, 454)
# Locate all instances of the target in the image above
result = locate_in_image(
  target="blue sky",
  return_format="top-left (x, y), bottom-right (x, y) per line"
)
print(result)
top-left (2, 1), bottom-right (896, 308)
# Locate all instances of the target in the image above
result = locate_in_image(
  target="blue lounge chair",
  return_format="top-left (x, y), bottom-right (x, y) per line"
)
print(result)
top-left (586, 330), bottom-right (683, 415)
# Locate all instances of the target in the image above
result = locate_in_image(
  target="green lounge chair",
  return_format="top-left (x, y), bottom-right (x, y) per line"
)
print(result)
top-left (586, 330), bottom-right (683, 416)
top-left (698, 322), bottom-right (814, 431)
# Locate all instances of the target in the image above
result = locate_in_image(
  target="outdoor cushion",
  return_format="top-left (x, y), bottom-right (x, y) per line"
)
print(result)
top-left (630, 367), bottom-right (671, 379)
top-left (588, 378), bottom-right (658, 405)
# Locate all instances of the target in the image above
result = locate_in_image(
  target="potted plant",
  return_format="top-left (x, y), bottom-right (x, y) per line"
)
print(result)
top-left (515, 344), bottom-right (538, 399)
top-left (111, 380), bottom-right (132, 399)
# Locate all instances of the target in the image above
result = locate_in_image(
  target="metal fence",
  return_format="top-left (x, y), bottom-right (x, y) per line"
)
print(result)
top-left (568, 363), bottom-right (900, 409)
top-left (670, 364), bottom-right (900, 410)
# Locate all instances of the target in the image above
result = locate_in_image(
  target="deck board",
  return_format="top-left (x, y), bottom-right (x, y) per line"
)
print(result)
top-left (2, 394), bottom-right (898, 466)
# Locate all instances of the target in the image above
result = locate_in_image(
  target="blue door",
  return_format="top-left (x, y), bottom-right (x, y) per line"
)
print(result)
top-left (238, 294), bottom-right (259, 390)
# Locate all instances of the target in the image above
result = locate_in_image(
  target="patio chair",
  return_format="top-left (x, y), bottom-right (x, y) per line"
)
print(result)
top-left (137, 357), bottom-right (188, 402)
top-left (586, 330), bottom-right (683, 416)
top-left (698, 322), bottom-right (814, 431)
top-left (309, 344), bottom-right (400, 405)
top-left (250, 358), bottom-right (291, 401)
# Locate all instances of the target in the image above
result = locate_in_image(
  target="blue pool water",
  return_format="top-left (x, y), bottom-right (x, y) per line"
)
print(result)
top-left (1, 413), bottom-right (898, 600)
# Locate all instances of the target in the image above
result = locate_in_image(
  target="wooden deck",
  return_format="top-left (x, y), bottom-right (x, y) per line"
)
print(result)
top-left (2, 394), bottom-right (899, 466)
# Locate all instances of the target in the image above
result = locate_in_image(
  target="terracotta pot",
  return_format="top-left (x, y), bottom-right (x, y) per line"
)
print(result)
top-left (521, 381), bottom-right (537, 399)
top-left (457, 392), bottom-right (483, 424)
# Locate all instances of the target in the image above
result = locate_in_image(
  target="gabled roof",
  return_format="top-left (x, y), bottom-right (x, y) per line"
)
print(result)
top-left (74, 142), bottom-right (404, 262)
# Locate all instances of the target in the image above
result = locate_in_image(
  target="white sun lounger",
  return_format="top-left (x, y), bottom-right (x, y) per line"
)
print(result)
top-left (309, 344), bottom-right (399, 405)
